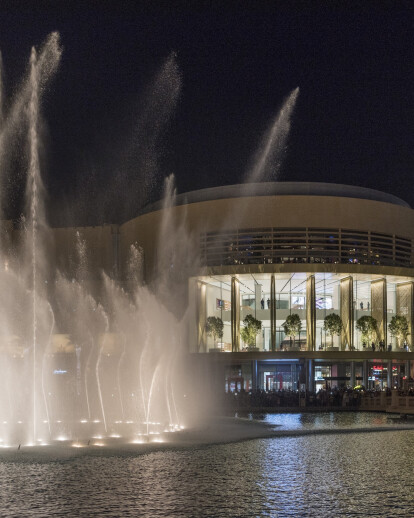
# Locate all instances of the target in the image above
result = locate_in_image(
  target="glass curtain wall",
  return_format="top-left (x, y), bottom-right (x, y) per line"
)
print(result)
top-left (197, 273), bottom-right (410, 353)
top-left (315, 274), bottom-right (340, 350)
top-left (275, 274), bottom-right (307, 350)
top-left (204, 277), bottom-right (232, 351)
top-left (239, 275), bottom-right (271, 351)
top-left (353, 278), bottom-right (372, 350)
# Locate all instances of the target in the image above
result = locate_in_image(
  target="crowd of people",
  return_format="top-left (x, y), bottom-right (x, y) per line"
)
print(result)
top-left (223, 386), bottom-right (401, 410)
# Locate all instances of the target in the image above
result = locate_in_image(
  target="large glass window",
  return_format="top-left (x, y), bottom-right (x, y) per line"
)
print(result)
top-left (204, 277), bottom-right (232, 351)
top-left (354, 278), bottom-right (372, 350)
top-left (195, 273), bottom-right (411, 353)
top-left (315, 273), bottom-right (340, 350)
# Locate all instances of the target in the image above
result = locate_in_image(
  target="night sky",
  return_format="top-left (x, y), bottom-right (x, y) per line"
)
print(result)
top-left (0, 1), bottom-right (412, 225)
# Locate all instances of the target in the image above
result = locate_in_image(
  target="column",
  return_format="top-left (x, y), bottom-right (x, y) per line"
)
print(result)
top-left (231, 277), bottom-right (240, 352)
top-left (307, 359), bottom-right (315, 392)
top-left (255, 282), bottom-right (263, 350)
top-left (387, 360), bottom-right (392, 388)
top-left (340, 276), bottom-right (354, 351)
top-left (306, 275), bottom-right (316, 351)
top-left (396, 282), bottom-right (414, 349)
top-left (196, 281), bottom-right (207, 352)
top-left (405, 360), bottom-right (411, 384)
top-left (255, 282), bottom-right (262, 316)
top-left (251, 360), bottom-right (258, 391)
top-left (371, 278), bottom-right (387, 343)
top-left (362, 359), bottom-right (368, 388)
top-left (350, 361), bottom-right (355, 388)
top-left (270, 274), bottom-right (276, 351)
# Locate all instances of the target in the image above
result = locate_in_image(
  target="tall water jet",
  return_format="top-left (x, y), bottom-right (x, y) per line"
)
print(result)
top-left (24, 33), bottom-right (62, 443)
top-left (28, 45), bottom-right (40, 443)
top-left (0, 50), bottom-right (4, 225)
top-left (244, 87), bottom-right (299, 186)
top-left (213, 88), bottom-right (300, 238)
top-left (0, 51), bottom-right (3, 129)
top-left (103, 51), bottom-right (182, 224)
top-left (0, 34), bottom-right (193, 447)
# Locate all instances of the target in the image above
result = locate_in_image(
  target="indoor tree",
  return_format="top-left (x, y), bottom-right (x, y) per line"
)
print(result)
top-left (205, 316), bottom-right (224, 348)
top-left (388, 315), bottom-right (410, 349)
top-left (282, 314), bottom-right (302, 348)
top-left (240, 314), bottom-right (262, 350)
top-left (356, 315), bottom-right (378, 346)
top-left (323, 313), bottom-right (343, 348)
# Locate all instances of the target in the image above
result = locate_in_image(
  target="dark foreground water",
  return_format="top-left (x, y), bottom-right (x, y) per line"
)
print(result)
top-left (1, 413), bottom-right (414, 517)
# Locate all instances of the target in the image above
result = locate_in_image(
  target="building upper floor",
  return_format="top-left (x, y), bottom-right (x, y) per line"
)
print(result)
top-left (1, 182), bottom-right (413, 281)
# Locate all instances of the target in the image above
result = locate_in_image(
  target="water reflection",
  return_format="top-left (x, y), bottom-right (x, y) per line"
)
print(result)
top-left (241, 411), bottom-right (395, 430)
top-left (1, 415), bottom-right (414, 517)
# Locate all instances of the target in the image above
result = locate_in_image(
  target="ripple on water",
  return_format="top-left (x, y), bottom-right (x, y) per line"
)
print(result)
top-left (1, 414), bottom-right (414, 517)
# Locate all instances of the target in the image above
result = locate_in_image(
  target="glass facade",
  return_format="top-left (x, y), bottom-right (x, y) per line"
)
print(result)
top-left (195, 272), bottom-right (414, 352)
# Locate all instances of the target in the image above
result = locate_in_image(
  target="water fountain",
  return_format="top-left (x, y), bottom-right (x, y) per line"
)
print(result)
top-left (0, 33), bottom-right (190, 449)
top-left (0, 33), bottom-right (298, 450)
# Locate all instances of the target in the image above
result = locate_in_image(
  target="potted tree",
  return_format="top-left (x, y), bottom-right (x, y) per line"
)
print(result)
top-left (240, 314), bottom-right (262, 351)
top-left (356, 315), bottom-right (377, 349)
top-left (205, 316), bottom-right (224, 351)
top-left (323, 314), bottom-right (343, 350)
top-left (388, 315), bottom-right (410, 350)
top-left (282, 314), bottom-right (302, 350)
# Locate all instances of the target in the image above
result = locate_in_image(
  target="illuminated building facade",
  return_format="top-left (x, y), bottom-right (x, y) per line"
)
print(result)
top-left (136, 182), bottom-right (414, 392)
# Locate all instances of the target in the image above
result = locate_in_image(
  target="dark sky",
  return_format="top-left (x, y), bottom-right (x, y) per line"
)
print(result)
top-left (0, 1), bottom-right (413, 225)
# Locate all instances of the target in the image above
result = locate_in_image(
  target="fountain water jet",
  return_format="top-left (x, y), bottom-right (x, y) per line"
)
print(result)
top-left (0, 34), bottom-right (300, 450)
top-left (244, 86), bottom-right (299, 186)
top-left (0, 34), bottom-right (193, 446)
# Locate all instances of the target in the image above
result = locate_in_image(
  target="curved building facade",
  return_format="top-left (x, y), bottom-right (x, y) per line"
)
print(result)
top-left (120, 182), bottom-right (414, 393)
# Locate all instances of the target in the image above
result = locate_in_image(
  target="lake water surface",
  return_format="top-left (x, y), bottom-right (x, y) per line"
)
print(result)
top-left (1, 412), bottom-right (414, 517)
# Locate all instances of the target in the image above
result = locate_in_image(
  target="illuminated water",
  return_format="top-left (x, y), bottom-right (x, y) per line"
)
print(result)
top-left (0, 32), bottom-right (301, 447)
top-left (1, 413), bottom-right (414, 517)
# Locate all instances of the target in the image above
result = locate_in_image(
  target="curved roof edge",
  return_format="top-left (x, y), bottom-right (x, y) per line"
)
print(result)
top-left (139, 181), bottom-right (410, 216)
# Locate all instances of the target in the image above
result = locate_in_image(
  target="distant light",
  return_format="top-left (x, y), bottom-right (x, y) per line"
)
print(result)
top-left (92, 435), bottom-right (103, 439)
top-left (80, 419), bottom-right (88, 423)
top-left (72, 443), bottom-right (84, 448)
top-left (152, 438), bottom-right (164, 443)
top-left (53, 369), bottom-right (67, 375)
top-left (57, 436), bottom-right (67, 441)
top-left (93, 420), bottom-right (100, 424)
top-left (93, 442), bottom-right (105, 447)
top-left (110, 434), bottom-right (121, 438)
